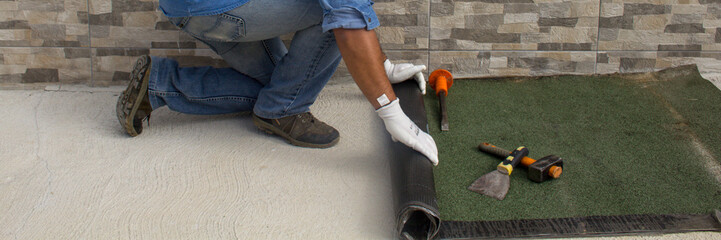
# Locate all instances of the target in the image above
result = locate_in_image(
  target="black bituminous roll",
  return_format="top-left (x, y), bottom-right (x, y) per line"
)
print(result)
top-left (438, 211), bottom-right (721, 239)
top-left (389, 81), bottom-right (441, 240)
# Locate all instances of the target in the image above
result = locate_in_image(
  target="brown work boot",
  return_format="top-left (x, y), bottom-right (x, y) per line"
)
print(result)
top-left (252, 112), bottom-right (340, 148)
top-left (116, 55), bottom-right (153, 137)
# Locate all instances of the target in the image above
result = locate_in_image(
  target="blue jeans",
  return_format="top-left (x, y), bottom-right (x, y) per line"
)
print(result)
top-left (150, 0), bottom-right (376, 118)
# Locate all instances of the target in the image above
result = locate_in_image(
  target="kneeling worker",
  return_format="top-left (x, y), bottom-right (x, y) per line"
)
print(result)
top-left (116, 0), bottom-right (438, 165)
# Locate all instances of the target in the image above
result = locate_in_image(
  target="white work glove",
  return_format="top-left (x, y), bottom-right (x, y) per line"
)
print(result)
top-left (384, 59), bottom-right (427, 95)
top-left (376, 99), bottom-right (439, 165)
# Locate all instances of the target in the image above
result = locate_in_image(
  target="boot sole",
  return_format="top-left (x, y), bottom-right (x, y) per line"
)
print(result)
top-left (116, 55), bottom-right (151, 137)
top-left (251, 114), bottom-right (339, 149)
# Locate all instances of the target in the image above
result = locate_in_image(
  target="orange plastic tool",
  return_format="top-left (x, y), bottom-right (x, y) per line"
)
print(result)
top-left (429, 69), bottom-right (453, 96)
top-left (429, 69), bottom-right (454, 131)
top-left (478, 142), bottom-right (563, 180)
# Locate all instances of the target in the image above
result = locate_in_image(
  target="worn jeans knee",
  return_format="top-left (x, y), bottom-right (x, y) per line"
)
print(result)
top-left (153, 0), bottom-right (339, 118)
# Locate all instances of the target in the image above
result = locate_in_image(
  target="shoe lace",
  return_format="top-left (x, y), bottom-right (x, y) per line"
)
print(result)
top-left (297, 112), bottom-right (316, 124)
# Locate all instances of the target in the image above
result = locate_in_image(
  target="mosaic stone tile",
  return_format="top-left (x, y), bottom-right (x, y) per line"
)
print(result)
top-left (0, 0), bottom-right (89, 47)
top-left (91, 48), bottom-right (227, 86)
top-left (94, 47), bottom-right (427, 87)
top-left (385, 50), bottom-right (429, 68)
top-left (430, 0), bottom-right (599, 51)
top-left (429, 51), bottom-right (596, 78)
top-left (375, 0), bottom-right (430, 50)
top-left (599, 0), bottom-right (721, 51)
top-left (88, 0), bottom-right (204, 49)
top-left (88, 0), bottom-right (429, 50)
top-left (0, 47), bottom-right (91, 84)
top-left (596, 51), bottom-right (721, 74)
top-left (331, 50), bottom-right (429, 84)
top-left (4, 0), bottom-right (721, 86)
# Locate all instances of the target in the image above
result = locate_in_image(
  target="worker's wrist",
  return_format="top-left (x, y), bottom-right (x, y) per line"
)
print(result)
top-left (375, 98), bottom-right (400, 115)
top-left (374, 93), bottom-right (397, 109)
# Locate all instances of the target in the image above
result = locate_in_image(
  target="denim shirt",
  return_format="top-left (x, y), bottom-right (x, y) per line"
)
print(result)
top-left (159, 0), bottom-right (249, 17)
top-left (159, 0), bottom-right (379, 32)
top-left (318, 0), bottom-right (379, 32)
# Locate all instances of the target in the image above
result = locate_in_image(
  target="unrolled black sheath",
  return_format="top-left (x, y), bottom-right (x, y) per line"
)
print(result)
top-left (389, 81), bottom-right (441, 240)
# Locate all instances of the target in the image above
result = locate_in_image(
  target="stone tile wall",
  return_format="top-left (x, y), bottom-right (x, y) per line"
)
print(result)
top-left (2, 0), bottom-right (721, 86)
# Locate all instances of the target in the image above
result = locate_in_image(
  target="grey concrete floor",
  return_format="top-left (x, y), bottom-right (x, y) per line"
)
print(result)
top-left (1, 81), bottom-right (720, 239)
top-left (1, 83), bottom-right (395, 239)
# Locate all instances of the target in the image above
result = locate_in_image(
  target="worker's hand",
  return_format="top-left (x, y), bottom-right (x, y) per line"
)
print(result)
top-left (384, 59), bottom-right (427, 95)
top-left (376, 99), bottom-right (438, 165)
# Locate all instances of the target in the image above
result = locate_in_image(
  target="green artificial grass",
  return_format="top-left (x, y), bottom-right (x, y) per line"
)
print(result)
top-left (425, 65), bottom-right (721, 221)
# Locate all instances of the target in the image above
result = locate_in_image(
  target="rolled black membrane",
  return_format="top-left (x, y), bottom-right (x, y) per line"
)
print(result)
top-left (390, 81), bottom-right (441, 240)
top-left (439, 211), bottom-right (721, 239)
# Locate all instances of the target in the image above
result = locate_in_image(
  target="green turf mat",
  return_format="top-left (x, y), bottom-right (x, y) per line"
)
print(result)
top-left (425, 65), bottom-right (721, 222)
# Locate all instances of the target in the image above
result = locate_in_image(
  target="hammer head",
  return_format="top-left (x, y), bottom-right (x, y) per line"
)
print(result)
top-left (528, 155), bottom-right (563, 183)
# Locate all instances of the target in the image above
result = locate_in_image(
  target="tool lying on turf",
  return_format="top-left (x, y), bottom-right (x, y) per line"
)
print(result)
top-left (478, 142), bottom-right (563, 183)
top-left (468, 146), bottom-right (528, 200)
top-left (429, 69), bottom-right (453, 131)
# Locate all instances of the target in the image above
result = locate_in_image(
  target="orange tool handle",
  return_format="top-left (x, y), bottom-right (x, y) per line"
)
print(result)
top-left (429, 69), bottom-right (454, 96)
top-left (434, 77), bottom-right (449, 96)
top-left (478, 142), bottom-right (562, 179)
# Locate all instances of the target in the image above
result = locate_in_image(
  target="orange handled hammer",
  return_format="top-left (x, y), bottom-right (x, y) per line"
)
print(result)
top-left (429, 69), bottom-right (453, 131)
top-left (478, 142), bottom-right (563, 182)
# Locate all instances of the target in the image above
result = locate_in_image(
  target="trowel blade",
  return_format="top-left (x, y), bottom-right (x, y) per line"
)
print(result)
top-left (467, 170), bottom-right (510, 200)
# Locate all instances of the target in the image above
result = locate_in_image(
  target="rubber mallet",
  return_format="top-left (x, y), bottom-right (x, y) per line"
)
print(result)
top-left (478, 142), bottom-right (563, 183)
top-left (429, 69), bottom-right (453, 131)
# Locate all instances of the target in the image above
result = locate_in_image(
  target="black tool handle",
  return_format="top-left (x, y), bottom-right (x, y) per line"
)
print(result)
top-left (496, 146), bottom-right (528, 175)
top-left (478, 142), bottom-right (512, 158)
top-left (439, 93), bottom-right (449, 131)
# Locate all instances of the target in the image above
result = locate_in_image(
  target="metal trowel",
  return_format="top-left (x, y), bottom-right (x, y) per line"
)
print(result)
top-left (468, 146), bottom-right (529, 200)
